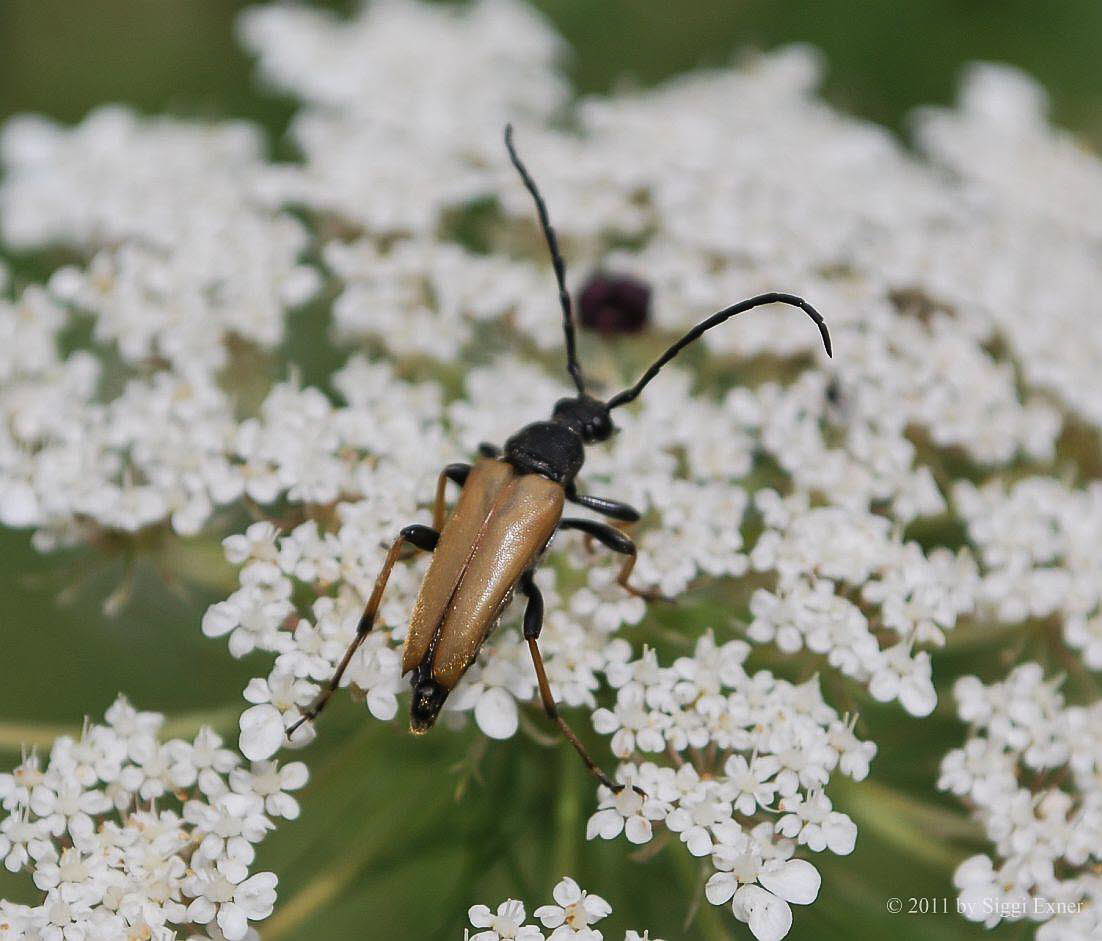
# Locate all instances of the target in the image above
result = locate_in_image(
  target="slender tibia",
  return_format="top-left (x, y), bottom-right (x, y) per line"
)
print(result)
top-left (287, 524), bottom-right (439, 737)
top-left (519, 570), bottom-right (618, 790)
top-left (527, 637), bottom-right (617, 791)
top-left (432, 463), bottom-right (470, 531)
top-left (613, 551), bottom-right (666, 601)
top-left (558, 517), bottom-right (667, 601)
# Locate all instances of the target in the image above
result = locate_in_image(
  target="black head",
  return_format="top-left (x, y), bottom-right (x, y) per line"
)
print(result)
top-left (551, 395), bottom-right (614, 444)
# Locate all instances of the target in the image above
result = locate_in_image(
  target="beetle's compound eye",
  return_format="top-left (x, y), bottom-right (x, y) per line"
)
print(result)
top-left (410, 679), bottom-right (448, 734)
top-left (584, 410), bottom-right (614, 443)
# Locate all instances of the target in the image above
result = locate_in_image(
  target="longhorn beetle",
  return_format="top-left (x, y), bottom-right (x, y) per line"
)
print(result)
top-left (289, 126), bottom-right (833, 789)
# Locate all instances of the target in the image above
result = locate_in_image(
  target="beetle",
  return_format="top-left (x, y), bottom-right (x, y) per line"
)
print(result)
top-left (288, 125), bottom-right (832, 788)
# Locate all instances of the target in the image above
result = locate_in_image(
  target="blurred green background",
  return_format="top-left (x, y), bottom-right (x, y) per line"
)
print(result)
top-left (1, 1), bottom-right (1099, 939)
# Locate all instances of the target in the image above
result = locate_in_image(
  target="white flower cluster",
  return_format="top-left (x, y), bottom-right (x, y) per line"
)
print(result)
top-left (583, 634), bottom-right (868, 941)
top-left (912, 67), bottom-right (1102, 431)
top-left (238, 0), bottom-right (567, 236)
top-left (917, 63), bottom-right (1102, 241)
top-left (954, 478), bottom-right (1102, 666)
top-left (0, 105), bottom-right (320, 547)
top-left (465, 876), bottom-right (658, 941)
top-left (747, 488), bottom-right (983, 715)
top-left (1, 107), bottom-right (319, 373)
top-left (0, 697), bottom-right (305, 940)
top-left (939, 665), bottom-right (1102, 938)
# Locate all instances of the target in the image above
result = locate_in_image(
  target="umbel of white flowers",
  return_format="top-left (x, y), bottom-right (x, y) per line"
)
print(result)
top-left (0, 697), bottom-right (295, 940)
top-left (1, 0), bottom-right (1101, 939)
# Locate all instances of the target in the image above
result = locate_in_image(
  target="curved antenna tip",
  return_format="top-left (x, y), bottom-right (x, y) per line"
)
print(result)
top-left (608, 291), bottom-right (833, 409)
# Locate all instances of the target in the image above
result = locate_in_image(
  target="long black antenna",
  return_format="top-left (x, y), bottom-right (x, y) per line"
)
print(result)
top-left (504, 124), bottom-right (585, 396)
top-left (607, 292), bottom-right (832, 410)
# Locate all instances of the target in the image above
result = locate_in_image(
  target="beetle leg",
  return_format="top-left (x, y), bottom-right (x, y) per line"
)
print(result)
top-left (478, 442), bottom-right (501, 458)
top-left (564, 485), bottom-right (641, 523)
top-left (563, 488), bottom-right (641, 554)
top-left (558, 517), bottom-right (668, 601)
top-left (520, 571), bottom-right (619, 790)
top-left (288, 523), bottom-right (439, 737)
top-left (519, 568), bottom-right (545, 640)
top-left (432, 462), bottom-right (471, 531)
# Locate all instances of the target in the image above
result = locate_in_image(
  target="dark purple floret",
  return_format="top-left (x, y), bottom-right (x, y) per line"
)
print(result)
top-left (578, 271), bottom-right (651, 335)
